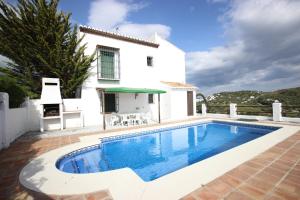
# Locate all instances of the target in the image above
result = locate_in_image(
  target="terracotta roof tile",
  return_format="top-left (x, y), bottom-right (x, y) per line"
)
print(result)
top-left (161, 81), bottom-right (197, 89)
top-left (79, 26), bottom-right (159, 48)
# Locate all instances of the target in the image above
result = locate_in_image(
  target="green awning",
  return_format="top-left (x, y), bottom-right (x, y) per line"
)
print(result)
top-left (103, 87), bottom-right (166, 94)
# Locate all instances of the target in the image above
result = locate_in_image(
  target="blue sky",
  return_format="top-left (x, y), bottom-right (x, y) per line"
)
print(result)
top-left (59, 0), bottom-right (226, 52)
top-left (3, 0), bottom-right (300, 95)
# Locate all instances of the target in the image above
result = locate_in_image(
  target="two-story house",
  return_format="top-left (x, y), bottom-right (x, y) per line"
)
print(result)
top-left (79, 26), bottom-right (197, 128)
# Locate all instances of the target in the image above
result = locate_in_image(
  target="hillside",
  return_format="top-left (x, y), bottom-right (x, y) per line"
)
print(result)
top-left (200, 87), bottom-right (300, 106)
top-left (197, 87), bottom-right (300, 117)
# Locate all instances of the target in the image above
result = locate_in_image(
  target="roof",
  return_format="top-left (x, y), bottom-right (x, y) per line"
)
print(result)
top-left (79, 26), bottom-right (159, 48)
top-left (97, 87), bottom-right (166, 94)
top-left (161, 81), bottom-right (197, 89)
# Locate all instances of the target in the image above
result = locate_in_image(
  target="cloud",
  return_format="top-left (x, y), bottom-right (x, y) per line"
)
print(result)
top-left (187, 0), bottom-right (300, 95)
top-left (117, 23), bottom-right (171, 40)
top-left (88, 0), bottom-right (171, 39)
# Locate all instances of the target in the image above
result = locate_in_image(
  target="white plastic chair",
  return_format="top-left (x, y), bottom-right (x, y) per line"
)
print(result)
top-left (110, 115), bottom-right (121, 127)
top-left (141, 112), bottom-right (151, 125)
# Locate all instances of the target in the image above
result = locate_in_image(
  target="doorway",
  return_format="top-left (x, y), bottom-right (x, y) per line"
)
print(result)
top-left (187, 91), bottom-right (194, 116)
top-left (104, 93), bottom-right (116, 113)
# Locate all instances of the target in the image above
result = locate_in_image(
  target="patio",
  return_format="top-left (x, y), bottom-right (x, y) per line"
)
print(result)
top-left (0, 119), bottom-right (299, 200)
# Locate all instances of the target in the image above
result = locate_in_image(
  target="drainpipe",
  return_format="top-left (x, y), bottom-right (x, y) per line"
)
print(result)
top-left (101, 90), bottom-right (106, 130)
top-left (158, 93), bottom-right (161, 123)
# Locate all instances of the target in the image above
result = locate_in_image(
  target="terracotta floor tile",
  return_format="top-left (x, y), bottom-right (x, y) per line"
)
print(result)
top-left (279, 154), bottom-right (298, 164)
top-left (244, 161), bottom-right (265, 170)
top-left (275, 141), bottom-right (295, 149)
top-left (256, 152), bottom-right (278, 161)
top-left (276, 180), bottom-right (300, 195)
top-left (264, 194), bottom-right (284, 200)
top-left (284, 174), bottom-right (300, 185)
top-left (206, 179), bottom-right (233, 197)
top-left (269, 164), bottom-right (290, 173)
top-left (219, 174), bottom-right (242, 188)
top-left (193, 188), bottom-right (219, 200)
top-left (267, 147), bottom-right (284, 155)
top-left (245, 177), bottom-right (275, 192)
top-left (226, 168), bottom-right (252, 181)
top-left (236, 165), bottom-right (259, 175)
top-left (239, 183), bottom-right (266, 199)
top-left (261, 167), bottom-right (286, 179)
top-left (251, 157), bottom-right (273, 166)
top-left (289, 168), bottom-right (300, 177)
top-left (224, 190), bottom-right (253, 200)
top-left (273, 187), bottom-right (300, 200)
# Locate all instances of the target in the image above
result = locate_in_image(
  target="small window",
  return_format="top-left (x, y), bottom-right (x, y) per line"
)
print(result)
top-left (148, 94), bottom-right (154, 104)
top-left (147, 56), bottom-right (153, 67)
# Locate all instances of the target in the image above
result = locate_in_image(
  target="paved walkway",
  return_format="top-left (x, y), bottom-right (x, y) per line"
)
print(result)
top-left (0, 121), bottom-right (299, 200)
top-left (182, 131), bottom-right (300, 200)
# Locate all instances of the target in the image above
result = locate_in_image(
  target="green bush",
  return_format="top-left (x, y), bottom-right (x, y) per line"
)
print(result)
top-left (0, 76), bottom-right (27, 108)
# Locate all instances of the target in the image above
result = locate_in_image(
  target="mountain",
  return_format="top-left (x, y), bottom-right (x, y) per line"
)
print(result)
top-left (197, 87), bottom-right (300, 117)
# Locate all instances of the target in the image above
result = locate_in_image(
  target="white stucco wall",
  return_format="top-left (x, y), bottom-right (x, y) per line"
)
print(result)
top-left (152, 34), bottom-right (186, 83)
top-left (80, 32), bottom-right (161, 89)
top-left (170, 89), bottom-right (188, 120)
top-left (118, 93), bottom-right (167, 122)
top-left (7, 107), bottom-right (28, 143)
top-left (27, 100), bottom-right (41, 131)
top-left (81, 87), bottom-right (102, 126)
top-left (79, 30), bottom-right (191, 123)
top-left (118, 93), bottom-right (149, 113)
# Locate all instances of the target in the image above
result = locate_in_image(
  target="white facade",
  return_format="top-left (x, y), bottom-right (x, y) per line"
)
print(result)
top-left (79, 26), bottom-right (197, 127)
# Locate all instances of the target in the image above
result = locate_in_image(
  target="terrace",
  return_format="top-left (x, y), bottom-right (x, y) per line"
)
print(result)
top-left (0, 116), bottom-right (299, 200)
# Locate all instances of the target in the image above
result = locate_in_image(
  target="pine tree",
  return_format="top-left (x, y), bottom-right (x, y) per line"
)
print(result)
top-left (0, 0), bottom-right (95, 98)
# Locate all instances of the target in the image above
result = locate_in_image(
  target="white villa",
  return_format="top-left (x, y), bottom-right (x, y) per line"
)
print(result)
top-left (78, 26), bottom-right (197, 128)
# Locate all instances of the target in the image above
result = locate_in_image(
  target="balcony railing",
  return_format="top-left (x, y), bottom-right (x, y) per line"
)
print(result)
top-left (236, 105), bottom-right (272, 116)
top-left (282, 105), bottom-right (300, 118)
top-left (197, 102), bottom-right (300, 122)
top-left (207, 105), bottom-right (229, 114)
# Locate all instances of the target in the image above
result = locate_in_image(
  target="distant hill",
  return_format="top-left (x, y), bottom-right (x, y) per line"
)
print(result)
top-left (199, 87), bottom-right (300, 106)
top-left (197, 87), bottom-right (300, 117)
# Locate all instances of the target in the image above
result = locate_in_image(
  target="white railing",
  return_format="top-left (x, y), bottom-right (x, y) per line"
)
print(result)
top-left (201, 102), bottom-right (300, 123)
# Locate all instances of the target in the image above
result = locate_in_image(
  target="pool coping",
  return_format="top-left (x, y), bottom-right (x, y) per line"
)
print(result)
top-left (19, 118), bottom-right (300, 200)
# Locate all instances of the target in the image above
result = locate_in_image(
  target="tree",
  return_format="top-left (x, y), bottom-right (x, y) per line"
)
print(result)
top-left (0, 0), bottom-right (95, 98)
top-left (0, 76), bottom-right (26, 108)
top-left (196, 92), bottom-right (208, 113)
top-left (196, 92), bottom-right (208, 106)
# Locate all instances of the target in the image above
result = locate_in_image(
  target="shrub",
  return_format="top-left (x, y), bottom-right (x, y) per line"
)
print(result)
top-left (0, 76), bottom-right (27, 108)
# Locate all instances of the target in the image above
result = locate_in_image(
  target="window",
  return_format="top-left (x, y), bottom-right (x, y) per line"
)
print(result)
top-left (148, 94), bottom-right (154, 104)
top-left (97, 47), bottom-right (120, 80)
top-left (104, 93), bottom-right (119, 113)
top-left (147, 56), bottom-right (153, 67)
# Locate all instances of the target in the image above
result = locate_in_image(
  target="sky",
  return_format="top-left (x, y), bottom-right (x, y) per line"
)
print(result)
top-left (2, 0), bottom-right (300, 95)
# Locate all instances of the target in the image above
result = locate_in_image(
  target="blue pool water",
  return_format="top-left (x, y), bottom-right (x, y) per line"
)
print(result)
top-left (56, 121), bottom-right (279, 181)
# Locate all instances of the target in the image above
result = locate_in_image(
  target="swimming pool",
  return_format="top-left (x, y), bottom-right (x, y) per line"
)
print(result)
top-left (56, 121), bottom-right (279, 181)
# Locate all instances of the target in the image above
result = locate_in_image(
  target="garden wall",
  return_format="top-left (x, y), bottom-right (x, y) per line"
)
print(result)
top-left (0, 93), bottom-right (83, 150)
